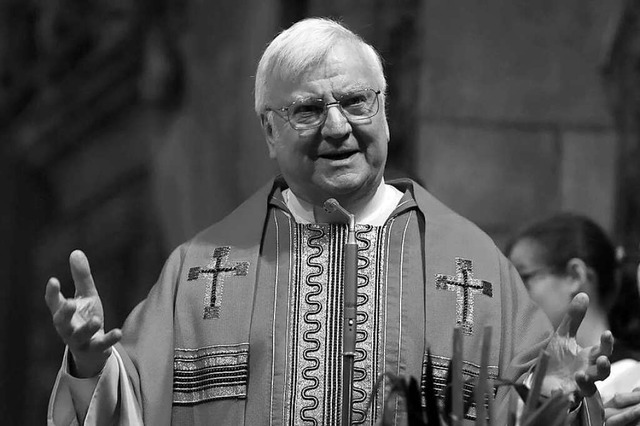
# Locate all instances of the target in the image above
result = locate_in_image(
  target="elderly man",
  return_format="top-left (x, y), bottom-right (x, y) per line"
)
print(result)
top-left (46, 18), bottom-right (611, 425)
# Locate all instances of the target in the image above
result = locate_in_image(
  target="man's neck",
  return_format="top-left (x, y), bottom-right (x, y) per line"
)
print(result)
top-left (283, 180), bottom-right (403, 225)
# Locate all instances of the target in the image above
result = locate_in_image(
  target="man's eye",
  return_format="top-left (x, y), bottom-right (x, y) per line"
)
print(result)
top-left (293, 104), bottom-right (323, 115)
top-left (341, 95), bottom-right (367, 108)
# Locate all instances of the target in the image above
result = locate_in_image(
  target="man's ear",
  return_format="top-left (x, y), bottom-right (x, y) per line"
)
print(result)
top-left (566, 258), bottom-right (590, 293)
top-left (384, 119), bottom-right (390, 143)
top-left (260, 113), bottom-right (277, 159)
top-left (380, 96), bottom-right (390, 143)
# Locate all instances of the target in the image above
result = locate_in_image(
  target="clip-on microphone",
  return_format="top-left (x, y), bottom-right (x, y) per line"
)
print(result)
top-left (324, 198), bottom-right (357, 426)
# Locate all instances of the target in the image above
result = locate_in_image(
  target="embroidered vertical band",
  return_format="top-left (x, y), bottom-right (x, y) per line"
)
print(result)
top-left (421, 353), bottom-right (499, 420)
top-left (283, 224), bottom-right (388, 425)
top-left (173, 343), bottom-right (249, 405)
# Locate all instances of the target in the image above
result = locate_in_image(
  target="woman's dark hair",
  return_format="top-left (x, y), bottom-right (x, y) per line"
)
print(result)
top-left (505, 212), bottom-right (618, 308)
top-left (507, 212), bottom-right (640, 357)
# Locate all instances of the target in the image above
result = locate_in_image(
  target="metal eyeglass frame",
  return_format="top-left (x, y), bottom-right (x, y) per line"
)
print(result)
top-left (265, 88), bottom-right (381, 131)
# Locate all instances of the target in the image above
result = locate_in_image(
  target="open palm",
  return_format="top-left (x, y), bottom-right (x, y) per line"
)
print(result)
top-left (45, 250), bottom-right (122, 377)
top-left (542, 293), bottom-right (613, 401)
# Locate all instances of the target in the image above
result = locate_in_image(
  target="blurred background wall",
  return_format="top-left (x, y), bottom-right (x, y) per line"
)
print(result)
top-left (1, 0), bottom-right (639, 423)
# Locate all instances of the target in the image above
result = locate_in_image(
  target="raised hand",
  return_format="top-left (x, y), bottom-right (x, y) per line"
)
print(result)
top-left (45, 250), bottom-right (122, 377)
top-left (541, 292), bottom-right (613, 402)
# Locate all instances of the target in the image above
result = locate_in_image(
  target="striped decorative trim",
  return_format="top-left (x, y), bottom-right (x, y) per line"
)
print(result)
top-left (421, 353), bottom-right (499, 420)
top-left (173, 343), bottom-right (249, 405)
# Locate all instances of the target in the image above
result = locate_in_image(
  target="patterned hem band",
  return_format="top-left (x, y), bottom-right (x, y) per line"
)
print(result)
top-left (421, 353), bottom-right (499, 420)
top-left (173, 343), bottom-right (249, 405)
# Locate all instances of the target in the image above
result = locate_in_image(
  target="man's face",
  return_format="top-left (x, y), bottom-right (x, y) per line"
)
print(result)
top-left (262, 43), bottom-right (390, 207)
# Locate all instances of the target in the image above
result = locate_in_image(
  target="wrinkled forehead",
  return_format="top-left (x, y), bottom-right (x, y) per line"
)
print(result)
top-left (266, 42), bottom-right (382, 101)
top-left (280, 39), bottom-right (374, 75)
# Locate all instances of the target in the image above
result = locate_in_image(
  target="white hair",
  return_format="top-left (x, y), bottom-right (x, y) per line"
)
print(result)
top-left (254, 18), bottom-right (386, 116)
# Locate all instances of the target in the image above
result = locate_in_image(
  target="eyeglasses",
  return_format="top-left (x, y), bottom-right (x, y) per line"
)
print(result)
top-left (266, 88), bottom-right (381, 130)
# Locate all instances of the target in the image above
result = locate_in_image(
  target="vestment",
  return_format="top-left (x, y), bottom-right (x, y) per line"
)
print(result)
top-left (48, 178), bottom-right (598, 425)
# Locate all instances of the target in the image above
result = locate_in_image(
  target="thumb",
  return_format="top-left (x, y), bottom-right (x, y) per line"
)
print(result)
top-left (556, 292), bottom-right (589, 337)
top-left (69, 250), bottom-right (98, 298)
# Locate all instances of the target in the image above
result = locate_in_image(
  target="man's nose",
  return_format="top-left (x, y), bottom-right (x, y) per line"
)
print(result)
top-left (321, 103), bottom-right (351, 138)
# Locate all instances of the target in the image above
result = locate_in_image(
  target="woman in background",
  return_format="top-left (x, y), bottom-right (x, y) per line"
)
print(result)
top-left (506, 213), bottom-right (640, 423)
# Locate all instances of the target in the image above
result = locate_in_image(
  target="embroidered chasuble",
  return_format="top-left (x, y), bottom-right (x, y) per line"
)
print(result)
top-left (243, 195), bottom-right (426, 425)
top-left (50, 179), bottom-right (594, 426)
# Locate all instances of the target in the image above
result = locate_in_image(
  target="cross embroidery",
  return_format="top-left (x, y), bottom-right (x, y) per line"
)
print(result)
top-left (435, 257), bottom-right (492, 335)
top-left (187, 246), bottom-right (249, 319)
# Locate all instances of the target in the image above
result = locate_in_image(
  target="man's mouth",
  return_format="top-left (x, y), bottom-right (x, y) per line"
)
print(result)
top-left (318, 150), bottom-right (359, 161)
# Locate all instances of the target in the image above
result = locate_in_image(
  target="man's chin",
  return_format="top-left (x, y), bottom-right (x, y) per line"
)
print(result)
top-left (315, 177), bottom-right (376, 201)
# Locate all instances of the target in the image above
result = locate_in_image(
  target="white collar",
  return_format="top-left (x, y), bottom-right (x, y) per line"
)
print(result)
top-left (282, 179), bottom-right (404, 225)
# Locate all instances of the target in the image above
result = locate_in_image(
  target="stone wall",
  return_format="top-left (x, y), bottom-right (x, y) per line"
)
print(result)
top-left (414, 0), bottom-right (625, 247)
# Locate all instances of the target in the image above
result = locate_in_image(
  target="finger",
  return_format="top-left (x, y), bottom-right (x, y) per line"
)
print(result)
top-left (604, 408), bottom-right (626, 426)
top-left (606, 391), bottom-right (640, 409)
top-left (45, 277), bottom-right (65, 315)
top-left (598, 330), bottom-right (614, 357)
top-left (68, 316), bottom-right (102, 348)
top-left (604, 408), bottom-right (621, 424)
top-left (606, 403), bottom-right (640, 425)
top-left (587, 355), bottom-right (612, 382)
top-left (597, 355), bottom-right (611, 379)
top-left (556, 292), bottom-right (589, 337)
top-left (575, 355), bottom-right (609, 398)
top-left (69, 250), bottom-right (98, 298)
top-left (90, 329), bottom-right (122, 353)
